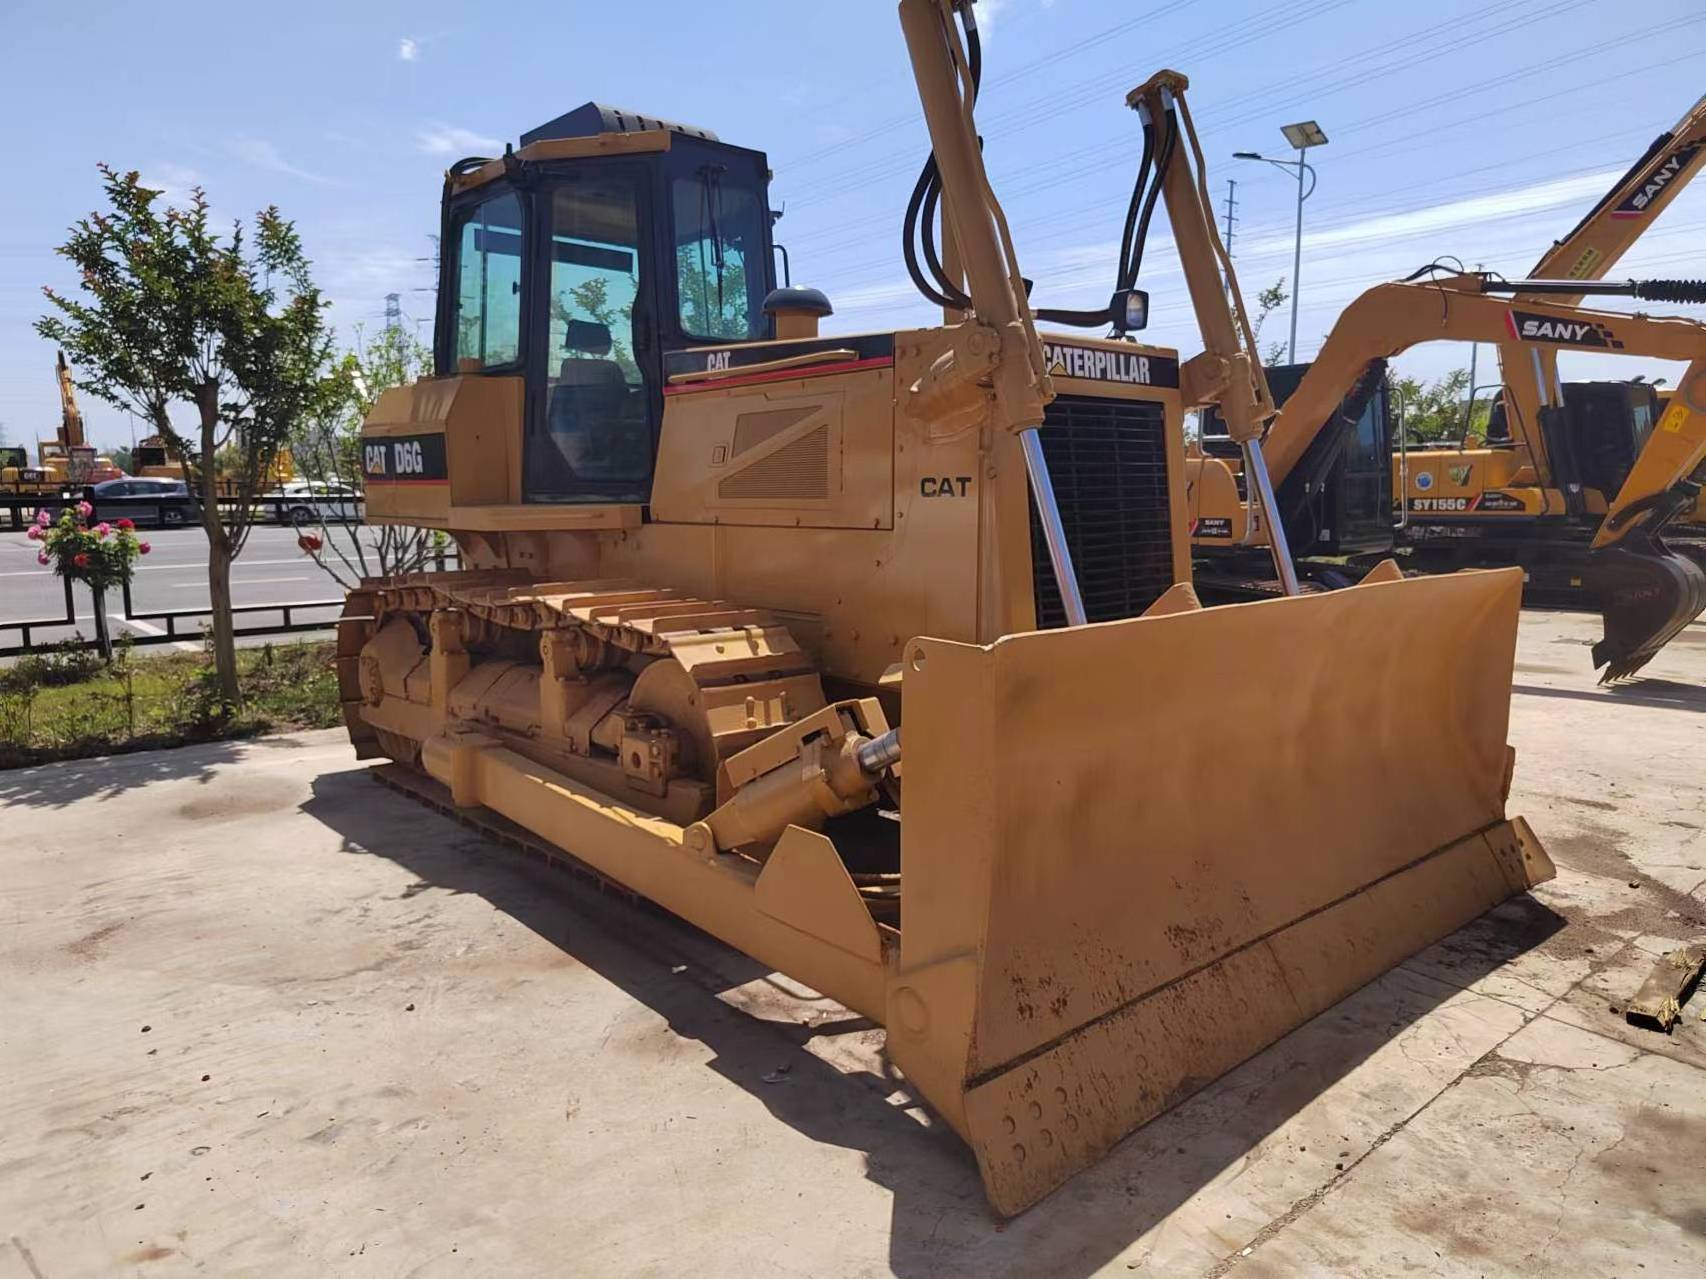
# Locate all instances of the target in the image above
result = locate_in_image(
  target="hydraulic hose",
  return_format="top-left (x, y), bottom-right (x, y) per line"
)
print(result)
top-left (902, 3), bottom-right (982, 313)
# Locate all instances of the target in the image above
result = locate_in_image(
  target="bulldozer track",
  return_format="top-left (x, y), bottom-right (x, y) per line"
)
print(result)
top-left (370, 762), bottom-right (643, 905)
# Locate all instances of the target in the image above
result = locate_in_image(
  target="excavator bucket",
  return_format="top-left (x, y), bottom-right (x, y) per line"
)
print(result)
top-left (1589, 537), bottom-right (1706, 681)
top-left (888, 566), bottom-right (1553, 1215)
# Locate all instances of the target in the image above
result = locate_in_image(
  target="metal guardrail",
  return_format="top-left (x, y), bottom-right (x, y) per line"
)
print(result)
top-left (0, 577), bottom-right (78, 657)
top-left (115, 580), bottom-right (345, 646)
top-left (2, 547), bottom-right (456, 658)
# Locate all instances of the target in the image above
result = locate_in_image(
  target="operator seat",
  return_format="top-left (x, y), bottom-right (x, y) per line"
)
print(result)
top-left (540, 319), bottom-right (632, 484)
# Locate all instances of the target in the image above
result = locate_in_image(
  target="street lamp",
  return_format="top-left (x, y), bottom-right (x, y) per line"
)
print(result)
top-left (1234, 119), bottom-right (1328, 363)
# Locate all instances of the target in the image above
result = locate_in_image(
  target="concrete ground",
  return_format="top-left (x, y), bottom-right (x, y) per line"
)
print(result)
top-left (1, 609), bottom-right (1702, 1277)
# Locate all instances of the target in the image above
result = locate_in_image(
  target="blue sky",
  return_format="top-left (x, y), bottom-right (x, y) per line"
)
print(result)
top-left (2, 0), bottom-right (1703, 452)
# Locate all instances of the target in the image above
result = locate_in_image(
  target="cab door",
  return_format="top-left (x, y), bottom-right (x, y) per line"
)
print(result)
top-left (521, 166), bottom-right (661, 504)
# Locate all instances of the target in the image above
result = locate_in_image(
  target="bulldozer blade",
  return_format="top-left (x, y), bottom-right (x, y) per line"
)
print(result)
top-left (1588, 540), bottom-right (1706, 682)
top-left (887, 566), bottom-right (1554, 1216)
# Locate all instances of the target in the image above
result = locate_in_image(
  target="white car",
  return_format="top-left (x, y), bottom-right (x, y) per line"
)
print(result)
top-left (262, 481), bottom-right (365, 525)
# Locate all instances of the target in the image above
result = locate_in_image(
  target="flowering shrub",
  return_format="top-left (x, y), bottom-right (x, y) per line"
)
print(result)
top-left (30, 502), bottom-right (150, 592)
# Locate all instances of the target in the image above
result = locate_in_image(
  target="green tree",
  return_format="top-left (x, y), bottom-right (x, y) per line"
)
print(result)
top-left (107, 444), bottom-right (134, 473)
top-left (1391, 368), bottom-right (1491, 443)
top-left (1249, 277), bottom-right (1290, 366)
top-left (553, 276), bottom-right (640, 380)
top-left (292, 323), bottom-right (446, 588)
top-left (38, 165), bottom-right (332, 706)
top-left (676, 245), bottom-right (750, 340)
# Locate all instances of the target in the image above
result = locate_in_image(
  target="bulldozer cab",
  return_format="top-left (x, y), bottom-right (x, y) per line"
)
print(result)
top-left (436, 103), bottom-right (777, 506)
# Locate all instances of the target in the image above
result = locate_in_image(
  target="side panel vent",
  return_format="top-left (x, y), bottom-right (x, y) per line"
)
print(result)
top-left (732, 406), bottom-right (818, 457)
top-left (1029, 395), bottom-right (1174, 628)
top-left (718, 426), bottom-right (830, 500)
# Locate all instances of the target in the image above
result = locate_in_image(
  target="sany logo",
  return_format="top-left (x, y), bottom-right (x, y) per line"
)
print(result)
top-left (1505, 309), bottom-right (1624, 349)
top-left (1612, 140), bottom-right (1705, 218)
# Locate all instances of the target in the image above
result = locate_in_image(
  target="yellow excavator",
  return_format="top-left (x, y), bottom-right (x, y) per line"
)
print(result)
top-left (336, 1), bottom-right (1553, 1215)
top-left (1192, 274), bottom-right (1706, 679)
top-left (0, 351), bottom-right (122, 492)
top-left (1390, 93), bottom-right (1706, 630)
top-left (1187, 92), bottom-right (1706, 679)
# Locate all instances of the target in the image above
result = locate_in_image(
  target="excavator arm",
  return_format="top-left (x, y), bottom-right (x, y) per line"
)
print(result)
top-left (1499, 93), bottom-right (1706, 487)
top-left (1274, 274), bottom-right (1706, 677)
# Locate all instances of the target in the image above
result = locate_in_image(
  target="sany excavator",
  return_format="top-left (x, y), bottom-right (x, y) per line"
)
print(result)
top-left (1193, 272), bottom-right (1706, 679)
top-left (337, 1), bottom-right (1553, 1214)
top-left (1184, 91), bottom-right (1706, 679)
top-left (1391, 93), bottom-right (1706, 610)
top-left (0, 351), bottom-right (122, 492)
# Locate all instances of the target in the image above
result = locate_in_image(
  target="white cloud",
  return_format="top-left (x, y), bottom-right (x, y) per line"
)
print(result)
top-left (416, 124), bottom-right (502, 157)
top-left (143, 163), bottom-right (204, 209)
top-left (398, 37), bottom-right (419, 62)
top-left (231, 138), bottom-right (338, 186)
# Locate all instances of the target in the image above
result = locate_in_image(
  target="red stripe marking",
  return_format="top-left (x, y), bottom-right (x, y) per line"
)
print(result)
top-left (1504, 310), bottom-right (1521, 340)
top-left (664, 354), bottom-right (893, 395)
top-left (365, 477), bottom-right (450, 486)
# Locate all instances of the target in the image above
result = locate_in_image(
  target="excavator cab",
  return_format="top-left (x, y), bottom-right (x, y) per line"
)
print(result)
top-left (1195, 361), bottom-right (1396, 584)
top-left (437, 105), bottom-right (778, 506)
top-left (1483, 380), bottom-right (1660, 518)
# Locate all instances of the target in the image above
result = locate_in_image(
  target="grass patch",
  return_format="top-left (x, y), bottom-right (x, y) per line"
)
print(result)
top-left (0, 640), bottom-right (341, 769)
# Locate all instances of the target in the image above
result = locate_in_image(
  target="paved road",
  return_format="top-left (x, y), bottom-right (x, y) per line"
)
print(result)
top-left (0, 525), bottom-right (386, 652)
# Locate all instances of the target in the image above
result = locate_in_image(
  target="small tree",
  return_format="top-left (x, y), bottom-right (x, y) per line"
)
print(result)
top-left (38, 166), bottom-right (331, 706)
top-left (1392, 368), bottom-right (1490, 443)
top-left (1249, 277), bottom-right (1290, 366)
top-left (292, 323), bottom-right (447, 587)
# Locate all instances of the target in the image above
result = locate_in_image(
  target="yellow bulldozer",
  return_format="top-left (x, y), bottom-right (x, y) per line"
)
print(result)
top-left (336, 0), bottom-right (1554, 1215)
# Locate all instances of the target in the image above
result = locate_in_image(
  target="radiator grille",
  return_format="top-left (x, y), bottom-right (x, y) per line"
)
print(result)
top-left (1028, 395), bottom-right (1174, 628)
top-left (718, 426), bottom-right (830, 500)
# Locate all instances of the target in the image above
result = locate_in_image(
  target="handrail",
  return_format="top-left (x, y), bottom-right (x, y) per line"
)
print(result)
top-left (666, 348), bottom-right (858, 385)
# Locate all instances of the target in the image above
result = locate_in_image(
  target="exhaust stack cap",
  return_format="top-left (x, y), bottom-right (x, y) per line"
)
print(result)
top-left (763, 287), bottom-right (833, 340)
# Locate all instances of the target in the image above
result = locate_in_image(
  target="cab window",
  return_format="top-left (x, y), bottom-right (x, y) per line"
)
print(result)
top-left (451, 190), bottom-right (524, 368)
top-left (672, 170), bottom-right (766, 340)
top-left (527, 171), bottom-right (654, 502)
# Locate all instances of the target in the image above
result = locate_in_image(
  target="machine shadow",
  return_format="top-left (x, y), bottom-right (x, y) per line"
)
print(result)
top-left (304, 766), bottom-right (1565, 1279)
top-left (0, 732), bottom-right (310, 810)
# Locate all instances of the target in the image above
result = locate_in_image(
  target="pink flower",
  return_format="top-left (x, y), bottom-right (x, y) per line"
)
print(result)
top-left (25, 526), bottom-right (40, 541)
top-left (75, 500), bottom-right (93, 519)
top-left (36, 509), bottom-right (51, 527)
top-left (37, 551), bottom-right (50, 566)
top-left (96, 522), bottom-right (112, 537)
top-left (137, 541), bottom-right (151, 555)
top-left (116, 518), bottom-right (135, 531)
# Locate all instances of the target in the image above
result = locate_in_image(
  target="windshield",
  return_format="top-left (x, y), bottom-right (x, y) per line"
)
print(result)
top-left (672, 169), bottom-right (767, 340)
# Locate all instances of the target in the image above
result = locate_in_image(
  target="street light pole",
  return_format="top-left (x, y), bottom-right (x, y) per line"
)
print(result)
top-left (1289, 147), bottom-right (1305, 362)
top-left (1235, 120), bottom-right (1327, 366)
